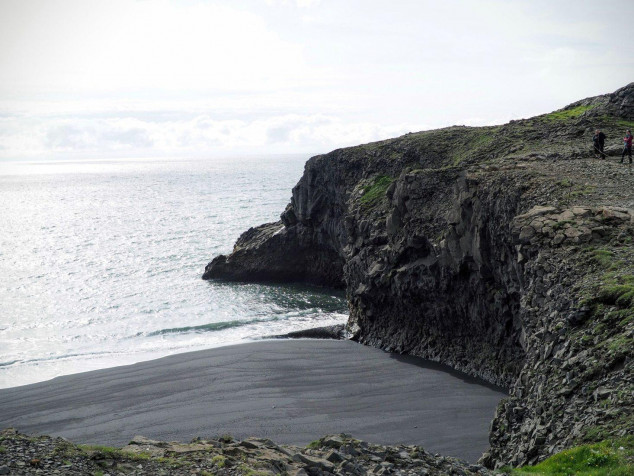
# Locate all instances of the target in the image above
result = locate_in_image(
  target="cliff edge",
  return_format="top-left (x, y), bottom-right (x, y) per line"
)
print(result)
top-left (202, 84), bottom-right (634, 468)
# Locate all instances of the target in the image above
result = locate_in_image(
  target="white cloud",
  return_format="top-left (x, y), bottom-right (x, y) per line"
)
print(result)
top-left (0, 0), bottom-right (310, 96)
top-left (265, 0), bottom-right (322, 7)
top-left (0, 112), bottom-right (424, 159)
top-left (1, 0), bottom-right (632, 160)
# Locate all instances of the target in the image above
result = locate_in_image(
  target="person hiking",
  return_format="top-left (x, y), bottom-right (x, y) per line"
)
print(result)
top-left (593, 129), bottom-right (606, 159)
top-left (621, 129), bottom-right (633, 164)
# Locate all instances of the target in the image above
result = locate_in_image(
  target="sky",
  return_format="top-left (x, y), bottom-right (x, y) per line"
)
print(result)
top-left (0, 0), bottom-right (632, 160)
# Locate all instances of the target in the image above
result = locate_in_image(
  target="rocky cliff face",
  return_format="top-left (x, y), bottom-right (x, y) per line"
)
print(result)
top-left (203, 84), bottom-right (634, 468)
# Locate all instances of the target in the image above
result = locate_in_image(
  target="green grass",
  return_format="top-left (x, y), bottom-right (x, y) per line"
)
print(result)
top-left (605, 335), bottom-right (634, 353)
top-left (156, 456), bottom-right (187, 468)
top-left (580, 414), bottom-right (634, 446)
top-left (545, 105), bottom-right (595, 121)
top-left (211, 454), bottom-right (226, 468)
top-left (450, 129), bottom-right (496, 164)
top-left (0, 445), bottom-right (5, 453)
top-left (619, 275), bottom-right (634, 284)
top-left (557, 179), bottom-right (596, 199)
top-left (590, 249), bottom-right (614, 268)
top-left (307, 439), bottom-right (322, 449)
top-left (557, 179), bottom-right (573, 187)
top-left (597, 272), bottom-right (634, 287)
top-left (614, 308), bottom-right (634, 326)
top-left (365, 125), bottom-right (503, 169)
top-left (511, 438), bottom-right (634, 475)
top-left (591, 116), bottom-right (634, 134)
top-left (50, 440), bottom-right (85, 458)
top-left (583, 277), bottom-right (634, 349)
top-left (360, 175), bottom-right (394, 206)
top-left (596, 284), bottom-right (634, 308)
top-left (569, 185), bottom-right (596, 198)
top-left (77, 444), bottom-right (151, 461)
top-left (79, 444), bottom-right (119, 455)
top-left (617, 120), bottom-right (634, 130)
top-left (583, 427), bottom-right (612, 444)
top-left (238, 463), bottom-right (272, 476)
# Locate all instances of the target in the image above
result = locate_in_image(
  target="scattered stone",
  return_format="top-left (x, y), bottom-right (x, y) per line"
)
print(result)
top-left (322, 435), bottom-right (344, 448)
top-left (325, 450), bottom-right (344, 463)
top-left (239, 439), bottom-right (263, 450)
top-left (0, 430), bottom-right (495, 476)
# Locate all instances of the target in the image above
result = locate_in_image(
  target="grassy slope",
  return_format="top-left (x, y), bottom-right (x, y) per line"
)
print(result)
top-left (349, 91), bottom-right (630, 180)
top-left (508, 437), bottom-right (634, 476)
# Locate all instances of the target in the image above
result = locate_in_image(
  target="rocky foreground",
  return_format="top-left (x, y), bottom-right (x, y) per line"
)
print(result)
top-left (203, 84), bottom-right (634, 468)
top-left (0, 429), bottom-right (493, 476)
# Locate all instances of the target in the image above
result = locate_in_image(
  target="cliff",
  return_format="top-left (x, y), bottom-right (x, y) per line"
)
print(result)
top-left (203, 84), bottom-right (634, 468)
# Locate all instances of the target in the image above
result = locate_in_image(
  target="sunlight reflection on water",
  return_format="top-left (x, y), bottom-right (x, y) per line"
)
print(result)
top-left (0, 156), bottom-right (347, 388)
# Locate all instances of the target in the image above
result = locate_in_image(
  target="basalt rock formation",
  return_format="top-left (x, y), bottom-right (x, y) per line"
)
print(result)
top-left (203, 84), bottom-right (634, 468)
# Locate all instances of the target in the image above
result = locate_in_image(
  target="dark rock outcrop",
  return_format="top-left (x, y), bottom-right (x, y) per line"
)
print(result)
top-left (202, 84), bottom-right (634, 468)
top-left (270, 324), bottom-right (347, 340)
top-left (0, 429), bottom-right (496, 476)
top-left (202, 220), bottom-right (345, 287)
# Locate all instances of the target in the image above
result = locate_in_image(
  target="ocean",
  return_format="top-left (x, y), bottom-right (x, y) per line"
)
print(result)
top-left (0, 156), bottom-right (348, 389)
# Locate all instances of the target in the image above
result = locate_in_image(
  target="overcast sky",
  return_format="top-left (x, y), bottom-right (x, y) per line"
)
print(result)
top-left (1, 0), bottom-right (632, 160)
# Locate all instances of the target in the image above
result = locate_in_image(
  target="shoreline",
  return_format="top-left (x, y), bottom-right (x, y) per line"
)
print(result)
top-left (0, 339), bottom-right (505, 462)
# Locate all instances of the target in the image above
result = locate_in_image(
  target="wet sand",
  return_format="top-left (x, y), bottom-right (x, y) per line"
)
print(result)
top-left (0, 340), bottom-right (506, 462)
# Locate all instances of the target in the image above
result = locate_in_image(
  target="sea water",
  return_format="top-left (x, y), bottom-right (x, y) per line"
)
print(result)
top-left (0, 156), bottom-right (348, 388)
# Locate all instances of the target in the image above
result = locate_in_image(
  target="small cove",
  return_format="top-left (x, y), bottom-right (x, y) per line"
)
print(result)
top-left (0, 339), bottom-right (506, 462)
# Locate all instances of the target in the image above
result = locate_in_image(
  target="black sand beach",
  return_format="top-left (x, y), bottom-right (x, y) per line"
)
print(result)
top-left (0, 340), bottom-right (505, 462)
